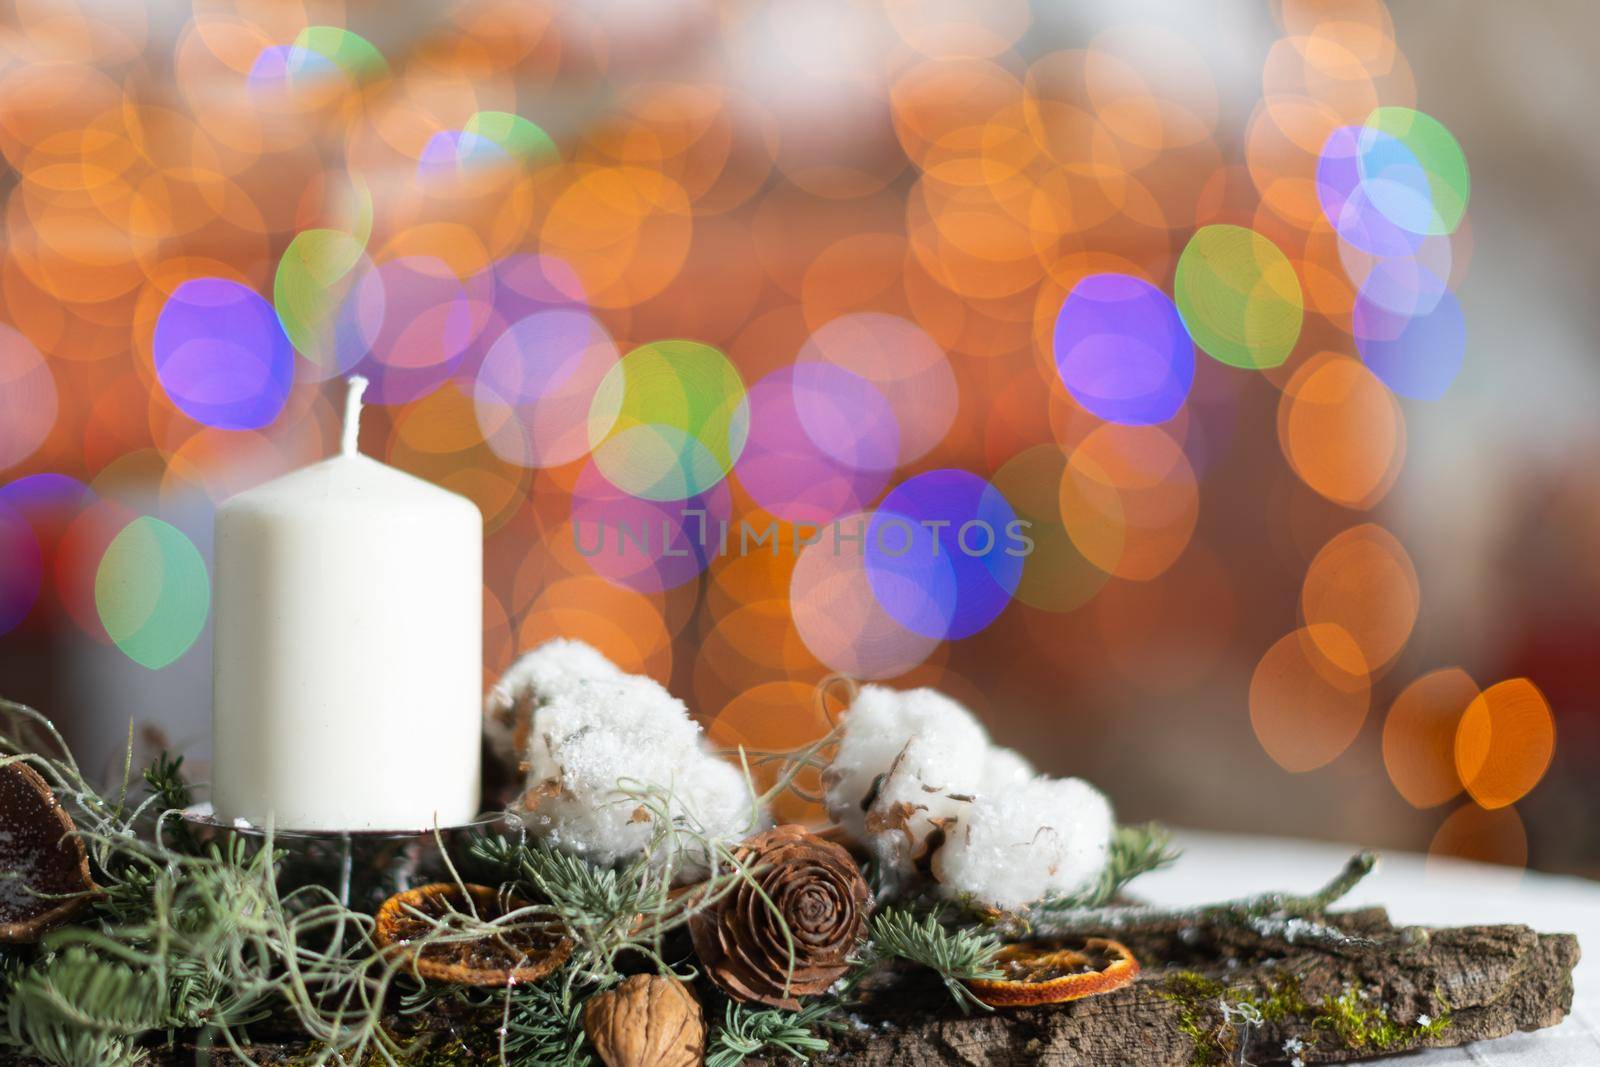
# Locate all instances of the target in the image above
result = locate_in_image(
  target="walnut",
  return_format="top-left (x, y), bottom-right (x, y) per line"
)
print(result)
top-left (582, 974), bottom-right (705, 1067)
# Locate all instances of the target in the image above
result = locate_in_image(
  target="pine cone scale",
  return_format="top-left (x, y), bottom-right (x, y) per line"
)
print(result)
top-left (689, 824), bottom-right (871, 1010)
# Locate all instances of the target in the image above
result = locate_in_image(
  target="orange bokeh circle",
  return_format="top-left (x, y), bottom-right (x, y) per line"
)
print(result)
top-left (1382, 667), bottom-right (1478, 809)
top-left (1250, 625), bottom-right (1370, 773)
top-left (1455, 679), bottom-right (1555, 811)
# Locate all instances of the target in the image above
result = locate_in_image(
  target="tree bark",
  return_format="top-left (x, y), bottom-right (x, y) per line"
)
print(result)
top-left (800, 908), bottom-right (1579, 1065)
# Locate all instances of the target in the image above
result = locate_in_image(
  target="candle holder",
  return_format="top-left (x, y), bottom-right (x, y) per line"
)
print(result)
top-left (180, 806), bottom-right (520, 913)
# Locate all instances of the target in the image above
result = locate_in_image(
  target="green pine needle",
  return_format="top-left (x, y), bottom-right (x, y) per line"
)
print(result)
top-left (141, 753), bottom-right (200, 855)
top-left (469, 835), bottom-right (666, 985)
top-left (2, 947), bottom-right (163, 1067)
top-left (869, 908), bottom-right (1002, 1014)
top-left (501, 978), bottom-right (595, 1067)
top-left (706, 997), bottom-right (840, 1067)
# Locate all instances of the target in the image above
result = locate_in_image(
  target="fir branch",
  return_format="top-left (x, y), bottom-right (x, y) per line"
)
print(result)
top-left (141, 753), bottom-right (200, 855)
top-left (869, 907), bottom-right (1002, 1014)
top-left (500, 976), bottom-right (595, 1067)
top-left (706, 997), bottom-right (839, 1067)
top-left (704, 945), bottom-right (876, 1067)
top-left (474, 836), bottom-right (666, 985)
top-left (141, 753), bottom-right (192, 814)
top-left (1, 947), bottom-right (163, 1067)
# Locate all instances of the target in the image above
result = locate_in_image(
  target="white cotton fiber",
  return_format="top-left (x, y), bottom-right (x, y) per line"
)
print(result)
top-left (822, 685), bottom-right (991, 875)
top-left (983, 746), bottom-right (1035, 791)
top-left (931, 776), bottom-right (1114, 910)
top-left (485, 638), bottom-right (628, 766)
top-left (487, 637), bottom-right (628, 720)
top-left (670, 752), bottom-right (769, 880)
top-left (517, 675), bottom-right (763, 877)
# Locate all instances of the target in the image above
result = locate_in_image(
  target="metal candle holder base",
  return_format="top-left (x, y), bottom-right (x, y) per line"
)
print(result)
top-left (180, 806), bottom-right (518, 913)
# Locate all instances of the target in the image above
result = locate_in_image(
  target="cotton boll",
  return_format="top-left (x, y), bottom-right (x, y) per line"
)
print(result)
top-left (519, 676), bottom-right (763, 875)
top-left (519, 677), bottom-right (701, 864)
top-left (822, 685), bottom-right (990, 876)
top-left (670, 752), bottom-right (770, 880)
top-left (932, 776), bottom-right (1114, 910)
top-left (487, 637), bottom-right (627, 720)
top-left (485, 638), bottom-right (628, 766)
top-left (823, 685), bottom-right (991, 842)
top-left (983, 746), bottom-right (1035, 791)
top-left (863, 733), bottom-right (988, 878)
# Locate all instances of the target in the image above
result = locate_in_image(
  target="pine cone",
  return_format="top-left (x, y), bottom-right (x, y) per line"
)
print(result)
top-left (583, 974), bottom-right (704, 1067)
top-left (688, 824), bottom-right (870, 1010)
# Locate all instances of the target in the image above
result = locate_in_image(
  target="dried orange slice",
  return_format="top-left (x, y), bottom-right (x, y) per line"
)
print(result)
top-left (965, 937), bottom-right (1139, 1007)
top-left (0, 762), bottom-right (95, 943)
top-left (373, 883), bottom-right (572, 986)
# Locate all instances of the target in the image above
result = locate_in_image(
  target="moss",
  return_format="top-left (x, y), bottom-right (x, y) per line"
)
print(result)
top-left (1312, 985), bottom-right (1453, 1052)
top-left (1159, 970), bottom-right (1450, 1066)
top-left (1157, 972), bottom-right (1232, 1066)
top-left (1241, 973), bottom-right (1308, 1022)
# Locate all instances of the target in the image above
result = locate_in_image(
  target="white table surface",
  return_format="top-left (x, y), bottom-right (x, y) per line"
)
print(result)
top-left (1136, 831), bottom-right (1599, 1065)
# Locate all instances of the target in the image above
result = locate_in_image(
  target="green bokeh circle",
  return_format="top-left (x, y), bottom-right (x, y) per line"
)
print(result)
top-left (587, 340), bottom-right (749, 501)
top-left (95, 517), bottom-right (210, 670)
top-left (1174, 224), bottom-right (1304, 370)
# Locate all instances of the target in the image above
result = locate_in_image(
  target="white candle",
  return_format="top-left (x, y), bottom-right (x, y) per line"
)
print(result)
top-left (211, 377), bottom-right (482, 831)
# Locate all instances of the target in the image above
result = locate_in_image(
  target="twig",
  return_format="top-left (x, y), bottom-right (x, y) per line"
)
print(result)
top-left (987, 851), bottom-right (1380, 951)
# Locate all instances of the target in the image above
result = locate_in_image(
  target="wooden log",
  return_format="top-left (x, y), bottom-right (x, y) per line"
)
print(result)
top-left (801, 908), bottom-right (1579, 1066)
top-left (0, 909), bottom-right (1576, 1065)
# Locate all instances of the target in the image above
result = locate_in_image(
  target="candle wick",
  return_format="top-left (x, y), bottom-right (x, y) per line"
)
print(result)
top-left (341, 375), bottom-right (369, 456)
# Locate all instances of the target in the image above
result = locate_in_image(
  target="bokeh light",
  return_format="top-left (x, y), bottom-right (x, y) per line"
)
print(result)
top-left (1455, 678), bottom-right (1555, 811)
top-left (516, 574), bottom-right (675, 683)
top-left (154, 279), bottom-right (294, 429)
top-left (1250, 625), bottom-right (1370, 772)
top-left (93, 516), bottom-right (210, 670)
top-left (790, 510), bottom-right (941, 679)
top-left (1360, 107), bottom-right (1469, 237)
top-left (474, 308), bottom-right (619, 469)
top-left (0, 324), bottom-right (59, 471)
top-left (1278, 352), bottom-right (1405, 508)
top-left (865, 469), bottom-right (1024, 640)
top-left (991, 445), bottom-right (1111, 613)
top-left (1317, 125), bottom-right (1425, 257)
top-left (1052, 273), bottom-right (1193, 425)
top-left (1174, 224), bottom-right (1303, 369)
top-left (1300, 523), bottom-right (1419, 676)
top-left (1059, 424), bottom-right (1197, 581)
top-left (798, 312), bottom-right (956, 466)
top-left (293, 26), bottom-right (389, 83)
top-left (273, 229), bottom-right (371, 377)
top-left (342, 257), bottom-right (481, 405)
top-left (1352, 283), bottom-right (1465, 400)
top-left (588, 340), bottom-right (749, 501)
top-left (734, 363), bottom-right (896, 524)
top-left (569, 461), bottom-right (730, 593)
top-left (0, 500), bottom-right (43, 635)
top-left (706, 680), bottom-right (834, 824)
top-left (1384, 667), bottom-right (1478, 809)
top-left (1428, 802), bottom-right (1527, 872)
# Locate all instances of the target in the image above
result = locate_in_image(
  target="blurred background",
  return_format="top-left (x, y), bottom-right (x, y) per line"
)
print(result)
top-left (0, 1), bottom-right (1594, 877)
